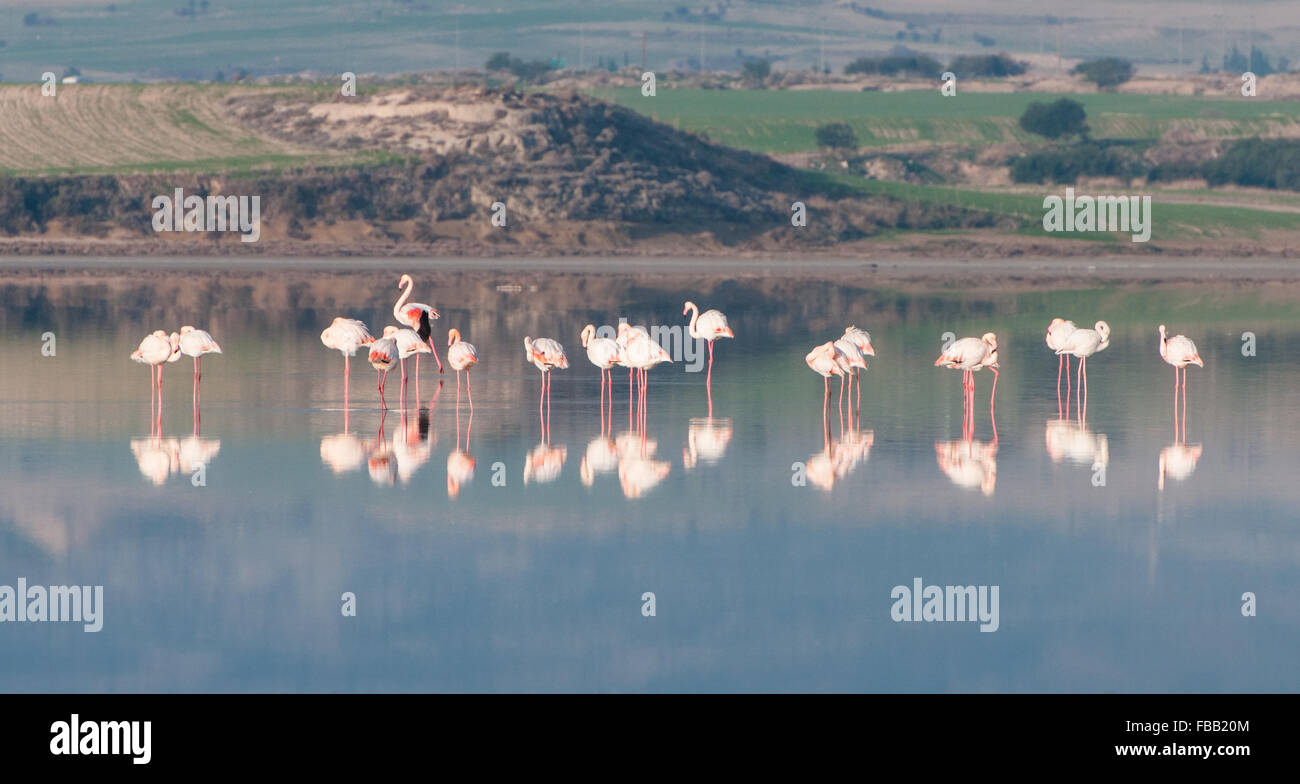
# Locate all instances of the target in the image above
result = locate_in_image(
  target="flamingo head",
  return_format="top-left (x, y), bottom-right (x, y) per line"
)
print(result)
top-left (581, 324), bottom-right (595, 348)
top-left (982, 332), bottom-right (998, 350)
top-left (682, 300), bottom-right (696, 317)
top-left (1094, 321), bottom-right (1111, 342)
top-left (167, 332), bottom-right (183, 361)
top-left (151, 329), bottom-right (168, 339)
top-left (180, 325), bottom-right (195, 334)
top-left (397, 273), bottom-right (413, 290)
top-left (447, 328), bottom-right (462, 347)
top-left (382, 325), bottom-right (400, 338)
top-left (523, 336), bottom-right (534, 354)
top-left (1158, 324), bottom-right (1167, 340)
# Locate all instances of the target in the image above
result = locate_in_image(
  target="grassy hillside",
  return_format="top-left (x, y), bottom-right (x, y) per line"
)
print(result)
top-left (588, 88), bottom-right (1300, 154)
top-left (0, 83), bottom-right (392, 175)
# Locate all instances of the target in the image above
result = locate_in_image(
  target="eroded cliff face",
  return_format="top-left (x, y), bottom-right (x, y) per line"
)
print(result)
top-left (0, 85), bottom-right (995, 255)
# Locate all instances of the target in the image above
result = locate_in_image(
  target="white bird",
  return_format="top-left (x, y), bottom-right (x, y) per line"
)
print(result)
top-left (177, 326), bottom-right (222, 405)
top-left (447, 328), bottom-right (479, 410)
top-left (806, 341), bottom-right (848, 425)
top-left (524, 336), bottom-right (568, 432)
top-left (131, 330), bottom-right (182, 419)
top-left (381, 324), bottom-right (431, 399)
top-left (622, 330), bottom-right (673, 431)
top-left (1159, 324), bottom-right (1204, 441)
top-left (321, 317), bottom-right (375, 402)
top-left (935, 332), bottom-right (999, 411)
top-left (683, 301), bottom-right (734, 385)
top-left (833, 338), bottom-right (868, 410)
top-left (368, 336), bottom-right (399, 409)
top-left (1045, 318), bottom-right (1077, 410)
top-left (1057, 321), bottom-right (1109, 417)
top-left (394, 273), bottom-right (443, 373)
top-left (581, 323), bottom-right (622, 423)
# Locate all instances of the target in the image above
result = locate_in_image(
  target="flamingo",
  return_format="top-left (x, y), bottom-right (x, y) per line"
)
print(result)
top-left (582, 324), bottom-right (622, 431)
top-left (841, 325), bottom-right (876, 408)
top-left (394, 273), bottom-right (444, 374)
top-left (623, 330), bottom-right (672, 434)
top-left (446, 328), bottom-right (479, 410)
top-left (806, 341), bottom-right (847, 432)
top-left (1045, 318), bottom-right (1077, 413)
top-left (935, 332), bottom-right (999, 409)
top-left (833, 338), bottom-right (867, 416)
top-left (682, 301), bottom-right (733, 386)
top-left (1159, 324), bottom-right (1203, 441)
top-left (1056, 320), bottom-right (1109, 419)
top-left (368, 335), bottom-right (399, 409)
top-left (382, 325), bottom-right (430, 400)
top-left (524, 336), bottom-right (568, 435)
top-left (616, 322), bottom-right (649, 409)
top-left (131, 330), bottom-right (181, 428)
top-left (321, 317), bottom-right (375, 404)
top-left (177, 326), bottom-right (221, 408)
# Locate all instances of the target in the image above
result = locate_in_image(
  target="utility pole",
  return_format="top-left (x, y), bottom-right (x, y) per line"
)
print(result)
top-left (642, 31), bottom-right (647, 72)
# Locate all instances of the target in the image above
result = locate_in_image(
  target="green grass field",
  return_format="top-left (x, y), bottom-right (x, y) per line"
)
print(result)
top-left (589, 87), bottom-right (1300, 154)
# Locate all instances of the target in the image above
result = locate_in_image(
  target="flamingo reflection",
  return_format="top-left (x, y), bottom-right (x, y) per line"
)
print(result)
top-left (366, 409), bottom-right (397, 486)
top-left (935, 438), bottom-right (998, 496)
top-left (447, 403), bottom-right (475, 499)
top-left (682, 417), bottom-right (733, 471)
top-left (1044, 418), bottom-right (1108, 472)
top-left (1158, 442), bottom-right (1204, 491)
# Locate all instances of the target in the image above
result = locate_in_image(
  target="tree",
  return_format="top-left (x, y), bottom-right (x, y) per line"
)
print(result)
top-left (948, 52), bottom-right (1028, 78)
top-left (1018, 98), bottom-right (1089, 140)
top-left (742, 58), bottom-right (771, 86)
top-left (485, 52), bottom-right (513, 72)
top-left (1071, 57), bottom-right (1134, 88)
top-left (815, 122), bottom-right (858, 150)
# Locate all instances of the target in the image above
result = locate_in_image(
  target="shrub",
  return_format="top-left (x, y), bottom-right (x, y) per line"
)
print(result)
top-left (947, 53), bottom-right (1027, 77)
top-left (1019, 98), bottom-right (1089, 139)
top-left (815, 122), bottom-right (858, 149)
top-left (1071, 57), bottom-right (1135, 88)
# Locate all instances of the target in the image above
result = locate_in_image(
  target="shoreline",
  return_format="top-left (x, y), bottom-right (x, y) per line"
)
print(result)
top-left (2, 254), bottom-right (1300, 283)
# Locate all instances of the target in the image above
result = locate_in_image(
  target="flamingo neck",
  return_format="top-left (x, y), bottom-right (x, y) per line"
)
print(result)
top-left (394, 278), bottom-right (412, 317)
top-left (686, 303), bottom-right (699, 338)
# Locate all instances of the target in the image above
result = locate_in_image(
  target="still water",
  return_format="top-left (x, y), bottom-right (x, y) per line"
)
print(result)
top-left (1, 259), bottom-right (1298, 692)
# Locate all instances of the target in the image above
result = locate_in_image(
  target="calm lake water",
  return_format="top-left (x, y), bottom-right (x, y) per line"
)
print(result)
top-left (1, 259), bottom-right (1298, 692)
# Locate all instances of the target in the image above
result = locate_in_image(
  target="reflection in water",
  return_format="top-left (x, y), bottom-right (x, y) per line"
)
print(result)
top-left (682, 417), bottom-right (734, 470)
top-left (1158, 443), bottom-right (1203, 491)
top-left (1045, 418), bottom-right (1109, 470)
top-left (366, 410), bottom-right (397, 486)
top-left (7, 265), bottom-right (1300, 692)
top-left (935, 438), bottom-right (998, 496)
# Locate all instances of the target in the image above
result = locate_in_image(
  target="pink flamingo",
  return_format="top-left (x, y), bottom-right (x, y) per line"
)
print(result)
top-left (177, 326), bottom-right (221, 408)
top-left (623, 330), bottom-right (672, 437)
top-left (1158, 324), bottom-right (1203, 441)
top-left (382, 325), bottom-right (430, 402)
top-left (1056, 321), bottom-right (1109, 421)
top-left (368, 335), bottom-right (399, 409)
top-left (394, 274), bottom-right (444, 374)
top-left (683, 301), bottom-right (733, 387)
top-left (131, 330), bottom-right (182, 431)
top-left (582, 324), bottom-right (622, 433)
top-left (935, 333), bottom-right (999, 438)
top-left (524, 336), bottom-right (568, 439)
top-left (806, 341), bottom-right (847, 435)
top-left (321, 317), bottom-right (375, 407)
top-left (841, 326), bottom-right (876, 409)
top-left (447, 328), bottom-right (479, 411)
top-left (1045, 318), bottom-right (1076, 414)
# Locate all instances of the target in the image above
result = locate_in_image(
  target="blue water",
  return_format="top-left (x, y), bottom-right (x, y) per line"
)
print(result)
top-left (1, 262), bottom-right (1297, 692)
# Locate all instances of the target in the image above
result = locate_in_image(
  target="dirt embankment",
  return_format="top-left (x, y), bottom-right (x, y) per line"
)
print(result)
top-left (0, 85), bottom-right (997, 257)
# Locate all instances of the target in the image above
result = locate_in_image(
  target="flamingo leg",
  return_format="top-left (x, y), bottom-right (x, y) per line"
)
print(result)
top-left (990, 367), bottom-right (999, 415)
top-left (1181, 367), bottom-right (1187, 441)
top-left (1056, 354), bottom-right (1064, 416)
top-left (706, 339), bottom-right (714, 387)
top-left (426, 336), bottom-right (445, 374)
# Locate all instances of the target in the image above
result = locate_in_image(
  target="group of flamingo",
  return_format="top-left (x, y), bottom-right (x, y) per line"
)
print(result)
top-left (129, 326), bottom-right (223, 430)
top-left (320, 274), bottom-right (478, 413)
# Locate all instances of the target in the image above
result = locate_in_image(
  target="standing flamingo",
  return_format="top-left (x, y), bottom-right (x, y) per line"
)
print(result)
top-left (524, 336), bottom-right (568, 437)
top-left (131, 330), bottom-right (181, 429)
top-left (382, 325), bottom-right (431, 401)
top-left (581, 324), bottom-right (622, 431)
top-left (832, 337), bottom-right (867, 417)
top-left (447, 328), bottom-right (479, 411)
top-left (1056, 320), bottom-right (1109, 420)
top-left (806, 341), bottom-right (847, 433)
top-left (1159, 324), bottom-right (1203, 442)
top-left (623, 330), bottom-right (673, 436)
top-left (935, 332), bottom-right (999, 438)
top-left (841, 325), bottom-right (876, 409)
top-left (177, 325), bottom-right (222, 402)
top-left (321, 317), bottom-right (376, 406)
top-left (394, 274), bottom-right (444, 375)
top-left (368, 334), bottom-right (399, 409)
top-left (682, 301), bottom-right (733, 387)
top-left (1045, 318), bottom-right (1077, 414)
